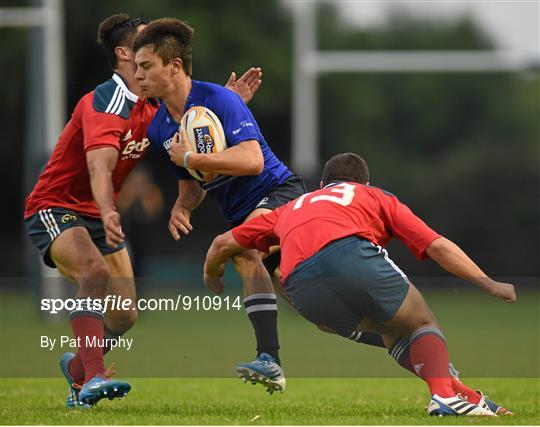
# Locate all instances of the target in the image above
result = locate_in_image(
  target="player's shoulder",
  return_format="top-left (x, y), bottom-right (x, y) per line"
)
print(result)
top-left (193, 80), bottom-right (241, 105)
top-left (92, 73), bottom-right (139, 119)
top-left (364, 184), bottom-right (396, 198)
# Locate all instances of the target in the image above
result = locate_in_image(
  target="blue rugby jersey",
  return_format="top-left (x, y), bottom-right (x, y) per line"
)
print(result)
top-left (148, 80), bottom-right (292, 224)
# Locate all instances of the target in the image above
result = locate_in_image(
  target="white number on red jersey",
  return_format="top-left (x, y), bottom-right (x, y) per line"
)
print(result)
top-left (293, 183), bottom-right (356, 210)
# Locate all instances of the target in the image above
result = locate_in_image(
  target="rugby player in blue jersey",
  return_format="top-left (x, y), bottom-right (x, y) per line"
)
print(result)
top-left (132, 18), bottom-right (308, 392)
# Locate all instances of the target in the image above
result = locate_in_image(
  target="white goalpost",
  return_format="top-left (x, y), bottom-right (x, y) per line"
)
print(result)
top-left (290, 1), bottom-right (537, 177)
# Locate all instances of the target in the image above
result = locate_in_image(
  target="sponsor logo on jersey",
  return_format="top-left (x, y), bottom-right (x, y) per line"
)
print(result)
top-left (121, 138), bottom-right (150, 160)
top-left (121, 129), bottom-right (133, 141)
top-left (61, 213), bottom-right (78, 224)
top-left (163, 137), bottom-right (173, 151)
top-left (194, 126), bottom-right (215, 154)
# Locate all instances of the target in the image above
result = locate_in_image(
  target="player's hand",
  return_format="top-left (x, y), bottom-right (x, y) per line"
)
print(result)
top-left (225, 67), bottom-right (262, 104)
top-left (203, 263), bottom-right (226, 294)
top-left (486, 281), bottom-right (517, 303)
top-left (102, 210), bottom-right (125, 248)
top-left (168, 204), bottom-right (193, 241)
top-left (168, 128), bottom-right (192, 167)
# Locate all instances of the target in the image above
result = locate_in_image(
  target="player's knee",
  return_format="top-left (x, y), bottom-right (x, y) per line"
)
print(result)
top-left (232, 250), bottom-right (261, 275)
top-left (78, 258), bottom-right (111, 296)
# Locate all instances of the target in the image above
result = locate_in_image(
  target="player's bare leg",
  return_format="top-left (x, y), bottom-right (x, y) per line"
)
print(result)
top-left (359, 283), bottom-right (496, 416)
top-left (50, 227), bottom-right (130, 406)
top-left (103, 248), bottom-right (137, 335)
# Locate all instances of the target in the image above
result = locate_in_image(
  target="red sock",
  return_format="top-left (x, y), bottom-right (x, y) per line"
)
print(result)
top-left (68, 328), bottom-right (117, 384)
top-left (409, 327), bottom-right (454, 398)
top-left (70, 316), bottom-right (106, 383)
top-left (451, 377), bottom-right (482, 404)
top-left (68, 353), bottom-right (85, 384)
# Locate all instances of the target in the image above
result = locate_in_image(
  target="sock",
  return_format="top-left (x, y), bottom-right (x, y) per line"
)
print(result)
top-left (409, 326), bottom-right (454, 398)
top-left (69, 298), bottom-right (106, 383)
top-left (349, 331), bottom-right (386, 348)
top-left (68, 325), bottom-right (122, 383)
top-left (244, 293), bottom-right (280, 365)
top-left (450, 377), bottom-right (482, 404)
top-left (389, 336), bottom-right (414, 372)
top-left (389, 337), bottom-right (460, 382)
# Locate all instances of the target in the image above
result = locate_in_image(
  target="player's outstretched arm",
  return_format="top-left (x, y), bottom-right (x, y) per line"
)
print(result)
top-left (425, 237), bottom-right (516, 303)
top-left (224, 67), bottom-right (262, 104)
top-left (87, 147), bottom-right (125, 248)
top-left (169, 128), bottom-right (264, 176)
top-left (168, 179), bottom-right (205, 241)
top-left (204, 231), bottom-right (247, 294)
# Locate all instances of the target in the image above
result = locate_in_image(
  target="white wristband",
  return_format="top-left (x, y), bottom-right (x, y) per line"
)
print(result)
top-left (183, 150), bottom-right (193, 168)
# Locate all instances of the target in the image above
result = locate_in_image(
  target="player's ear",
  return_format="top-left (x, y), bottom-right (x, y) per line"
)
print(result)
top-left (319, 180), bottom-right (323, 189)
top-left (115, 46), bottom-right (131, 62)
top-left (171, 57), bottom-right (183, 74)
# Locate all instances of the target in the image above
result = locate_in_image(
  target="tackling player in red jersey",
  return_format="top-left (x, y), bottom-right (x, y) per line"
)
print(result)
top-left (24, 13), bottom-right (262, 408)
top-left (204, 153), bottom-right (515, 417)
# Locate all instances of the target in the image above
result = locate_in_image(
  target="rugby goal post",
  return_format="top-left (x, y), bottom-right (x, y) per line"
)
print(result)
top-left (290, 1), bottom-right (537, 177)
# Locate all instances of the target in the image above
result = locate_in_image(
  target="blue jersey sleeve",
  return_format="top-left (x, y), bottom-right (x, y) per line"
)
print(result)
top-left (213, 90), bottom-right (260, 147)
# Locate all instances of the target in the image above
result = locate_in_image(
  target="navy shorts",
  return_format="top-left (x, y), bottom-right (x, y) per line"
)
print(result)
top-left (231, 174), bottom-right (307, 227)
top-left (24, 207), bottom-right (126, 268)
top-left (284, 236), bottom-right (410, 338)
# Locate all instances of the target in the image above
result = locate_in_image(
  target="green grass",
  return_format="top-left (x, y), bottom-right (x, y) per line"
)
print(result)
top-left (1, 378), bottom-right (538, 424)
top-left (1, 289), bottom-right (539, 424)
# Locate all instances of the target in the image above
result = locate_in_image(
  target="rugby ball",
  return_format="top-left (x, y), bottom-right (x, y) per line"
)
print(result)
top-left (180, 106), bottom-right (227, 182)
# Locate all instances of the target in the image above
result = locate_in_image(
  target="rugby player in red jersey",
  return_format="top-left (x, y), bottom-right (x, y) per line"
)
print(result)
top-left (203, 153), bottom-right (515, 416)
top-left (24, 13), bottom-right (262, 408)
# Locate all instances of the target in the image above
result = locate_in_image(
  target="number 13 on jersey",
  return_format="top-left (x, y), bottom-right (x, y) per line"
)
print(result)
top-left (293, 183), bottom-right (357, 210)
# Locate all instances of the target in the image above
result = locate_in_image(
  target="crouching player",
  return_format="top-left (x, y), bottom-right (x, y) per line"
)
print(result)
top-left (203, 153), bottom-right (515, 416)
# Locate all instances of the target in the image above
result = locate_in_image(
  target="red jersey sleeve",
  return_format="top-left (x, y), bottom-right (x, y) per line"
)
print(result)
top-left (231, 208), bottom-right (282, 253)
top-left (380, 192), bottom-right (441, 260)
top-left (81, 95), bottom-right (127, 152)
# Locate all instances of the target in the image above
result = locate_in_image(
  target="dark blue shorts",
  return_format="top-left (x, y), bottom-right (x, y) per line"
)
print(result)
top-left (24, 207), bottom-right (125, 268)
top-left (284, 236), bottom-right (410, 338)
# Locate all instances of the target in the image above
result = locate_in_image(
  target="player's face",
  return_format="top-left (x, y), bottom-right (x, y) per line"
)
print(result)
top-left (135, 46), bottom-right (175, 98)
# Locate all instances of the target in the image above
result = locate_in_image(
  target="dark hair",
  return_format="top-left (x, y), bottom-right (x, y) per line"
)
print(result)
top-left (97, 14), bottom-right (149, 69)
top-left (133, 18), bottom-right (193, 76)
top-left (321, 153), bottom-right (370, 186)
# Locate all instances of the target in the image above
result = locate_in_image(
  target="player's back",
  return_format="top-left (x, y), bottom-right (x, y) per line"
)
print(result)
top-left (271, 182), bottom-right (439, 280)
top-left (25, 75), bottom-right (157, 218)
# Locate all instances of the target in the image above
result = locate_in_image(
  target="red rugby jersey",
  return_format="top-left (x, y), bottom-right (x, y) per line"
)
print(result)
top-left (232, 182), bottom-right (441, 282)
top-left (25, 74), bottom-right (158, 218)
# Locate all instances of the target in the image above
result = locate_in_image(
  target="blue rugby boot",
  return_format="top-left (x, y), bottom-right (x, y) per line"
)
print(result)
top-left (427, 394), bottom-right (495, 416)
top-left (59, 352), bottom-right (91, 409)
top-left (78, 370), bottom-right (131, 406)
top-left (236, 353), bottom-right (286, 394)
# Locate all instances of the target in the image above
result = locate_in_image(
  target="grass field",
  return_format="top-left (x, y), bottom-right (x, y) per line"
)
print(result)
top-left (1, 287), bottom-right (539, 424)
top-left (1, 378), bottom-right (538, 424)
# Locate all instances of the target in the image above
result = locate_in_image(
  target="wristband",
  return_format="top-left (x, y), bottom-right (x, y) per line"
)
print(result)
top-left (183, 150), bottom-right (193, 168)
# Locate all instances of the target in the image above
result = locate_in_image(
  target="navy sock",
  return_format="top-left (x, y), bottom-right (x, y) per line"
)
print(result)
top-left (244, 293), bottom-right (281, 365)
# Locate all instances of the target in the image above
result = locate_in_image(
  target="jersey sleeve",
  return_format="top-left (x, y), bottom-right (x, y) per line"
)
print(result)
top-left (231, 208), bottom-right (282, 252)
top-left (213, 90), bottom-right (260, 146)
top-left (380, 193), bottom-right (442, 260)
top-left (81, 96), bottom-right (127, 152)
